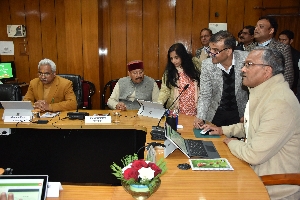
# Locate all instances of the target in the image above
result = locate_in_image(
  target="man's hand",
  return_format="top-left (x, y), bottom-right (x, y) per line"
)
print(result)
top-left (34, 100), bottom-right (50, 112)
top-left (223, 137), bottom-right (237, 145)
top-left (200, 124), bottom-right (224, 136)
top-left (193, 118), bottom-right (205, 129)
top-left (0, 192), bottom-right (14, 200)
top-left (115, 102), bottom-right (127, 111)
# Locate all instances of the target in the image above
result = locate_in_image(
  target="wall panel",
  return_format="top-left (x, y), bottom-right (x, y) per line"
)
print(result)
top-left (191, 0), bottom-right (210, 55)
top-left (209, 0), bottom-right (227, 23)
top-left (227, 0), bottom-right (245, 38)
top-left (127, 0), bottom-right (143, 62)
top-left (143, 0), bottom-right (159, 79)
top-left (0, 0), bottom-right (13, 62)
top-left (244, 0), bottom-right (263, 27)
top-left (25, 0), bottom-right (43, 78)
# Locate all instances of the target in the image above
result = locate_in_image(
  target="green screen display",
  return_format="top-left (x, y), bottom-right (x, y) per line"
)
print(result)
top-left (0, 62), bottom-right (14, 79)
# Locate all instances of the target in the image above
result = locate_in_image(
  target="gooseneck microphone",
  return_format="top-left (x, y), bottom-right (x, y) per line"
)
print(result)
top-left (150, 84), bottom-right (190, 140)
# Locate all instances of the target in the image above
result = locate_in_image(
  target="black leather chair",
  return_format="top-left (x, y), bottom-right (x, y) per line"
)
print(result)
top-left (0, 84), bottom-right (22, 108)
top-left (101, 79), bottom-right (119, 109)
top-left (58, 74), bottom-right (83, 108)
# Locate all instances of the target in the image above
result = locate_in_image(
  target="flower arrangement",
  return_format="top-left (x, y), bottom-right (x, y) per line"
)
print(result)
top-left (110, 154), bottom-right (167, 194)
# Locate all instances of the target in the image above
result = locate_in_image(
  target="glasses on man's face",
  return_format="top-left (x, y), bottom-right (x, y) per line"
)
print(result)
top-left (242, 62), bottom-right (270, 69)
top-left (204, 47), bottom-right (229, 57)
top-left (38, 72), bottom-right (52, 77)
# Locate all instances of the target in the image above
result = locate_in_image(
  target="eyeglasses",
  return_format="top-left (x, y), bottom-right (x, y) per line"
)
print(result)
top-left (38, 72), bottom-right (52, 77)
top-left (242, 62), bottom-right (270, 68)
top-left (204, 47), bottom-right (229, 57)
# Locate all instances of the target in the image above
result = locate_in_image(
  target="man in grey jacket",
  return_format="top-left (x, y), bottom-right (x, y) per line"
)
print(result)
top-left (194, 31), bottom-right (249, 127)
top-left (201, 47), bottom-right (300, 200)
top-left (107, 60), bottom-right (159, 110)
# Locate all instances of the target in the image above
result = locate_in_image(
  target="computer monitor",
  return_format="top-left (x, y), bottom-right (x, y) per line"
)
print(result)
top-left (0, 61), bottom-right (16, 82)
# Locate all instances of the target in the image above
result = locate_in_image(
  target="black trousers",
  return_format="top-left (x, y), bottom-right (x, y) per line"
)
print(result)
top-left (212, 108), bottom-right (240, 127)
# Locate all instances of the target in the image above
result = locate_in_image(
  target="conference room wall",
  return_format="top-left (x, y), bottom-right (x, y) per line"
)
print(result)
top-left (0, 0), bottom-right (299, 109)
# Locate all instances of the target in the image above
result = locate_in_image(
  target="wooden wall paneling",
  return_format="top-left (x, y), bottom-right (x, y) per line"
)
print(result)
top-left (81, 0), bottom-right (100, 109)
top-left (243, 0), bottom-right (263, 27)
top-left (142, 0), bottom-right (159, 80)
top-left (209, 0), bottom-right (227, 23)
top-left (24, 0), bottom-right (43, 80)
top-left (279, 0), bottom-right (299, 14)
top-left (126, 0), bottom-right (143, 63)
top-left (262, 0), bottom-right (281, 16)
top-left (109, 0), bottom-right (127, 79)
top-left (158, 0), bottom-right (176, 79)
top-left (55, 0), bottom-right (67, 74)
top-left (175, 0), bottom-right (193, 53)
top-left (276, 16), bottom-right (300, 50)
top-left (64, 0), bottom-right (83, 75)
top-left (0, 0), bottom-right (14, 62)
top-left (101, 0), bottom-right (111, 86)
top-left (191, 0), bottom-right (210, 56)
top-left (227, 0), bottom-right (245, 38)
top-left (40, 0), bottom-right (58, 65)
top-left (9, 0), bottom-right (30, 84)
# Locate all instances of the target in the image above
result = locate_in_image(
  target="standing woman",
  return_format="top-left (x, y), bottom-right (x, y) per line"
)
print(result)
top-left (157, 43), bottom-right (200, 116)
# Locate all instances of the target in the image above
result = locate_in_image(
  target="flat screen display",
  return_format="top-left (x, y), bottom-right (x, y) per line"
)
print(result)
top-left (0, 61), bottom-right (16, 82)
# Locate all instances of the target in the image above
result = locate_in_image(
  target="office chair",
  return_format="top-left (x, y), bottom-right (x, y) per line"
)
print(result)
top-left (260, 173), bottom-right (300, 186)
top-left (58, 74), bottom-right (83, 108)
top-left (82, 80), bottom-right (95, 109)
top-left (0, 84), bottom-right (22, 108)
top-left (101, 79), bottom-right (119, 109)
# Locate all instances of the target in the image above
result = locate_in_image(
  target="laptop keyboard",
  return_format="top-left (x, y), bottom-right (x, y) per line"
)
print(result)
top-left (185, 139), bottom-right (208, 157)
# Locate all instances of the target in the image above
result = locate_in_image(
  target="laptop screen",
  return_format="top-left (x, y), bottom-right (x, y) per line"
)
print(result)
top-left (165, 123), bottom-right (188, 154)
top-left (0, 175), bottom-right (48, 200)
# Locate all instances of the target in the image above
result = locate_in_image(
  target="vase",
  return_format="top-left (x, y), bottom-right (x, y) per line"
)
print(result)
top-left (121, 178), bottom-right (161, 200)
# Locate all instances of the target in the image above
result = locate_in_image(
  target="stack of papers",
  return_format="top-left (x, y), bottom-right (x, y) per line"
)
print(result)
top-left (40, 112), bottom-right (60, 118)
top-left (189, 158), bottom-right (234, 171)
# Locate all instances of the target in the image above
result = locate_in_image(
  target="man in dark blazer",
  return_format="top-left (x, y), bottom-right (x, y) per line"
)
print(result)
top-left (23, 58), bottom-right (77, 112)
top-left (248, 16), bottom-right (294, 88)
top-left (278, 30), bottom-right (300, 95)
top-left (194, 31), bottom-right (249, 127)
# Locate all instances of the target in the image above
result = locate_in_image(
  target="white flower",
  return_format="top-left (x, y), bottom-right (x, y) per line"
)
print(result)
top-left (138, 167), bottom-right (155, 181)
top-left (122, 163), bottom-right (132, 173)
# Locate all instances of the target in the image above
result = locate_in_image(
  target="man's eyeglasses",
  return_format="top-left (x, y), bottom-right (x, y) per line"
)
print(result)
top-left (38, 72), bottom-right (52, 77)
top-left (242, 62), bottom-right (270, 68)
top-left (204, 47), bottom-right (229, 57)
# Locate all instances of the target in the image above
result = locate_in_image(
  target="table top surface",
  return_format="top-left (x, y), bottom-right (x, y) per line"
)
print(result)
top-left (0, 109), bottom-right (270, 199)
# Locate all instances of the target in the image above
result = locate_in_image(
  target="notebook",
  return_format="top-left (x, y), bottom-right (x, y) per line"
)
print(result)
top-left (0, 101), bottom-right (33, 119)
top-left (0, 175), bottom-right (48, 200)
top-left (164, 123), bottom-right (220, 159)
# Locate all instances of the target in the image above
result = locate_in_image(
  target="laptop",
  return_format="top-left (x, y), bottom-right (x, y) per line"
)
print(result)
top-left (0, 101), bottom-right (33, 119)
top-left (164, 123), bottom-right (220, 159)
top-left (137, 99), bottom-right (165, 119)
top-left (0, 175), bottom-right (48, 200)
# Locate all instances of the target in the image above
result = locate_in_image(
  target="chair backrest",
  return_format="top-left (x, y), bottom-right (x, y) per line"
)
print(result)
top-left (0, 84), bottom-right (22, 108)
top-left (260, 173), bottom-right (300, 186)
top-left (155, 80), bottom-right (162, 89)
top-left (58, 74), bottom-right (83, 108)
top-left (101, 79), bottom-right (119, 109)
top-left (82, 80), bottom-right (95, 109)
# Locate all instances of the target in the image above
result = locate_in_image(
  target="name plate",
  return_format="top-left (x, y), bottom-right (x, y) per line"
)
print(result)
top-left (4, 116), bottom-right (31, 123)
top-left (85, 116), bottom-right (111, 123)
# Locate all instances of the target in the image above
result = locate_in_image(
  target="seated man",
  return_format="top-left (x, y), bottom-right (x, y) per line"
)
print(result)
top-left (107, 60), bottom-right (160, 110)
top-left (202, 47), bottom-right (300, 200)
top-left (23, 58), bottom-right (77, 112)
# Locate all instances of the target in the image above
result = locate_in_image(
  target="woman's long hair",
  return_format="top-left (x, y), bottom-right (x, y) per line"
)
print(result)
top-left (164, 43), bottom-right (200, 88)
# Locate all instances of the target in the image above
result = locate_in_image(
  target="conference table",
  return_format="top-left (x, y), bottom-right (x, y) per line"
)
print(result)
top-left (0, 109), bottom-right (270, 199)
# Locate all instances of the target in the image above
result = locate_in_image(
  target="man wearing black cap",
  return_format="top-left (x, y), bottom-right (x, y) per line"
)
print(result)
top-left (107, 60), bottom-right (160, 110)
